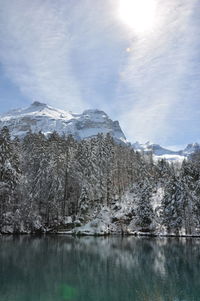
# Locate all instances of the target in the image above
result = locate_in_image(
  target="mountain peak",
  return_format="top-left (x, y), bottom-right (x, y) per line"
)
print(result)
top-left (31, 101), bottom-right (47, 108)
top-left (0, 103), bottom-right (126, 143)
top-left (82, 109), bottom-right (108, 117)
top-left (183, 142), bottom-right (200, 155)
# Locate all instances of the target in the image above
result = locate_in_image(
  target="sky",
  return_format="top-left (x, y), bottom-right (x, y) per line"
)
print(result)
top-left (0, 0), bottom-right (200, 149)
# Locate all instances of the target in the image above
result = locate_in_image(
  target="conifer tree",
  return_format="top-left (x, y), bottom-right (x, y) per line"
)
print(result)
top-left (0, 127), bottom-right (20, 226)
top-left (135, 180), bottom-right (154, 230)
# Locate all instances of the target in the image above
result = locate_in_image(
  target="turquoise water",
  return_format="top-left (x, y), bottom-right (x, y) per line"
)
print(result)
top-left (0, 236), bottom-right (200, 301)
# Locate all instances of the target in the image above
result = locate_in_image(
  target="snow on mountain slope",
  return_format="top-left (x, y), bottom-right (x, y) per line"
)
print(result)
top-left (182, 143), bottom-right (200, 156)
top-left (1, 102), bottom-right (199, 161)
top-left (0, 102), bottom-right (127, 142)
top-left (132, 141), bottom-right (188, 162)
top-left (132, 141), bottom-right (181, 156)
top-left (153, 154), bottom-right (185, 163)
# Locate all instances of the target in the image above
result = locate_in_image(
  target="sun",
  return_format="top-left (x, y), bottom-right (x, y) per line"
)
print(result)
top-left (119, 0), bottom-right (157, 34)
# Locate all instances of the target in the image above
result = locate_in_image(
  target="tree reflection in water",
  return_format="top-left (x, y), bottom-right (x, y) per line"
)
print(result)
top-left (0, 236), bottom-right (200, 301)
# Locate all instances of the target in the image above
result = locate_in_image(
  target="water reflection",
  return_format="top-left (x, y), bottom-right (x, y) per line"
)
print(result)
top-left (0, 235), bottom-right (200, 301)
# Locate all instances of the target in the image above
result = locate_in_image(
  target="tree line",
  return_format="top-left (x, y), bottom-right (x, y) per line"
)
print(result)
top-left (0, 126), bottom-right (200, 235)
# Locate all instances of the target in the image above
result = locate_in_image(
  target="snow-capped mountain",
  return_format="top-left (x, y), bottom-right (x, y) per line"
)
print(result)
top-left (132, 141), bottom-right (200, 162)
top-left (1, 102), bottom-right (200, 161)
top-left (182, 143), bottom-right (200, 156)
top-left (132, 141), bottom-right (179, 156)
top-left (0, 101), bottom-right (127, 142)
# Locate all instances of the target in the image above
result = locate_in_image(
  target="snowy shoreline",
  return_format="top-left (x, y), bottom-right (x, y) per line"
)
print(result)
top-left (55, 231), bottom-right (200, 237)
top-left (1, 231), bottom-right (200, 238)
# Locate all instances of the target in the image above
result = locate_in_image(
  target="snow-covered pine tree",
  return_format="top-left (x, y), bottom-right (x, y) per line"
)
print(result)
top-left (95, 133), bottom-right (108, 204)
top-left (104, 134), bottom-right (115, 207)
top-left (60, 134), bottom-right (78, 217)
top-left (75, 139), bottom-right (94, 204)
top-left (160, 175), bottom-right (184, 235)
top-left (180, 159), bottom-right (199, 234)
top-left (22, 131), bottom-right (50, 229)
top-left (0, 127), bottom-right (21, 229)
top-left (78, 186), bottom-right (90, 215)
top-left (135, 179), bottom-right (154, 232)
top-left (155, 159), bottom-right (172, 182)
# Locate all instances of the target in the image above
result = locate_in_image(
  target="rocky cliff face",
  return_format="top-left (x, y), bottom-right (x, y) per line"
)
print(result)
top-left (182, 143), bottom-right (200, 156)
top-left (1, 101), bottom-right (200, 161)
top-left (0, 102), bottom-right (127, 142)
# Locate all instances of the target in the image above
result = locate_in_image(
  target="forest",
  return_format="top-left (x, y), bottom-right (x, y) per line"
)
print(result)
top-left (0, 126), bottom-right (200, 236)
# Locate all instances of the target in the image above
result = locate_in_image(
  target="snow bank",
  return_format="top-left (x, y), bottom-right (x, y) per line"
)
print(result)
top-left (73, 219), bottom-right (110, 236)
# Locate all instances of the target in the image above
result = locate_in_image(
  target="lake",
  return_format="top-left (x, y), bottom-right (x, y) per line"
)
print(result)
top-left (0, 235), bottom-right (200, 301)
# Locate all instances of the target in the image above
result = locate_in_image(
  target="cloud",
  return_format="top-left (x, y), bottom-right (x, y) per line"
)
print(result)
top-left (0, 0), bottom-right (199, 146)
top-left (116, 0), bottom-right (200, 144)
top-left (0, 0), bottom-right (90, 111)
top-left (0, 0), bottom-right (126, 113)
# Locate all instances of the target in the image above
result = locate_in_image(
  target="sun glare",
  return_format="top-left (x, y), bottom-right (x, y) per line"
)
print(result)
top-left (119, 0), bottom-right (157, 34)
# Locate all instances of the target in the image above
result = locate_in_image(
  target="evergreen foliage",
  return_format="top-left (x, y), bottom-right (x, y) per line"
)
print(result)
top-left (0, 127), bottom-right (200, 235)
